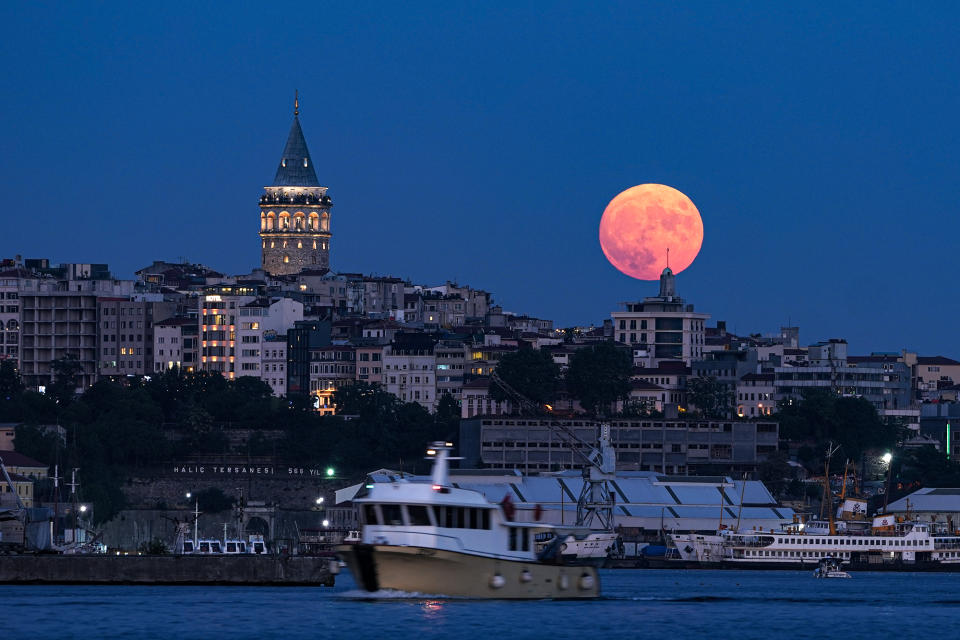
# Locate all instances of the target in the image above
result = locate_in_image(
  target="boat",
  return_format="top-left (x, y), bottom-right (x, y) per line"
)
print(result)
top-left (336, 442), bottom-right (600, 599)
top-left (813, 556), bottom-right (851, 578)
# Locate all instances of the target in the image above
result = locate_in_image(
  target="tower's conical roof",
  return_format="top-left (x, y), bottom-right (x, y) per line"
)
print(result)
top-left (272, 116), bottom-right (320, 187)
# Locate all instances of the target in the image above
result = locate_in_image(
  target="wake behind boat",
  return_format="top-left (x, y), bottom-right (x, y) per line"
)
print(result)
top-left (336, 442), bottom-right (599, 599)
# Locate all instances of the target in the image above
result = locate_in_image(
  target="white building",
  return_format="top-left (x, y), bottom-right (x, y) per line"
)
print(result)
top-left (383, 333), bottom-right (437, 411)
top-left (737, 373), bottom-right (775, 417)
top-left (611, 268), bottom-right (709, 367)
top-left (260, 333), bottom-right (288, 396)
top-left (235, 297), bottom-right (303, 379)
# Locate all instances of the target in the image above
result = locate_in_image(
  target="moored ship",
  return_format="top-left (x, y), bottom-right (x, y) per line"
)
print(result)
top-left (336, 442), bottom-right (600, 598)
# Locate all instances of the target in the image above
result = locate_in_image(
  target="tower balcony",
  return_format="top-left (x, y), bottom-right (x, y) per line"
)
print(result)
top-left (259, 193), bottom-right (332, 206)
top-left (260, 228), bottom-right (331, 236)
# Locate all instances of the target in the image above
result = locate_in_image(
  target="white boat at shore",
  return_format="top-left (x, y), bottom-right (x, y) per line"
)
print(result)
top-left (670, 518), bottom-right (960, 569)
top-left (336, 442), bottom-right (600, 599)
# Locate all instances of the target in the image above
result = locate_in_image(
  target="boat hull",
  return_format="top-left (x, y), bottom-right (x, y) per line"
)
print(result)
top-left (337, 544), bottom-right (599, 599)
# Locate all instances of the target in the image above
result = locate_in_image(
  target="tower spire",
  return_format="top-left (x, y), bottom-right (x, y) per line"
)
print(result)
top-left (666, 247), bottom-right (670, 270)
top-left (294, 89), bottom-right (299, 116)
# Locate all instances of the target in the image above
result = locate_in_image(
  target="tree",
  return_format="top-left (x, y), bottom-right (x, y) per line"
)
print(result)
top-left (489, 348), bottom-right (560, 406)
top-left (0, 360), bottom-right (25, 421)
top-left (619, 398), bottom-right (657, 417)
top-left (48, 354), bottom-right (82, 407)
top-left (776, 389), bottom-right (899, 473)
top-left (566, 341), bottom-right (632, 416)
top-left (687, 376), bottom-right (734, 418)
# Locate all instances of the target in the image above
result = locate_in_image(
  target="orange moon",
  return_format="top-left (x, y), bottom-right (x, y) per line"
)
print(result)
top-left (598, 184), bottom-right (704, 280)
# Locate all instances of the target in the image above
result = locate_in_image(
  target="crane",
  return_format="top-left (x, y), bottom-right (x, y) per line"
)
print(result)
top-left (489, 370), bottom-right (617, 531)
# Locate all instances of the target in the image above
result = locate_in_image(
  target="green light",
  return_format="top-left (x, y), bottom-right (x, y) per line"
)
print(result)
top-left (326, 467), bottom-right (335, 477)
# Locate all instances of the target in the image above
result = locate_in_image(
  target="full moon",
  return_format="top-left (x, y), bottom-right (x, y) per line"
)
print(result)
top-left (598, 184), bottom-right (704, 280)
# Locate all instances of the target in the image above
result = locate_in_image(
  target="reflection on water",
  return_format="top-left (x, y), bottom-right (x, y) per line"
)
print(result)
top-left (2, 570), bottom-right (958, 640)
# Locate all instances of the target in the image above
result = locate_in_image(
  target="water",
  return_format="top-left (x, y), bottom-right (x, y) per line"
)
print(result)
top-left (2, 569), bottom-right (958, 639)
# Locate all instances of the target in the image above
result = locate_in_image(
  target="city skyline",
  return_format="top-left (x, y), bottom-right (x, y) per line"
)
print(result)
top-left (2, 4), bottom-right (959, 355)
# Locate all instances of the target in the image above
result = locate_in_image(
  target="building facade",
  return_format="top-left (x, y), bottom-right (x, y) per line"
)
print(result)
top-left (460, 416), bottom-right (779, 474)
top-left (611, 268), bottom-right (709, 366)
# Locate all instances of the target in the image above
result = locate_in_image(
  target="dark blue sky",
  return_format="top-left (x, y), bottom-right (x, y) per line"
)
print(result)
top-left (2, 3), bottom-right (958, 355)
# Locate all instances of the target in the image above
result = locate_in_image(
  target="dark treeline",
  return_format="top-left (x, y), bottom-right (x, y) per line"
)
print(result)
top-left (0, 360), bottom-right (458, 523)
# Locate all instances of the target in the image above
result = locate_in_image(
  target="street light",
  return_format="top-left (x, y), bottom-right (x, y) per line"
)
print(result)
top-left (315, 497), bottom-right (324, 505)
top-left (882, 452), bottom-right (893, 464)
top-left (186, 492), bottom-right (199, 550)
top-left (325, 467), bottom-right (335, 478)
top-left (322, 519), bottom-right (329, 528)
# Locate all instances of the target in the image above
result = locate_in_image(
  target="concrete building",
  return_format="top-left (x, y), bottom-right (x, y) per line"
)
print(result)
top-left (259, 98), bottom-right (333, 276)
top-left (236, 297), bottom-right (304, 379)
top-left (434, 339), bottom-right (468, 401)
top-left (0, 267), bottom-right (35, 368)
top-left (919, 402), bottom-right (960, 458)
top-left (309, 345), bottom-right (356, 415)
top-left (774, 339), bottom-right (912, 413)
top-left (260, 333), bottom-right (288, 396)
top-left (153, 317), bottom-right (197, 372)
top-left (460, 416), bottom-right (779, 474)
top-left (198, 286), bottom-right (258, 379)
top-left (286, 319), bottom-right (332, 397)
top-left (631, 362), bottom-right (691, 407)
top-left (97, 297), bottom-right (175, 379)
top-left (355, 345), bottom-right (384, 385)
top-left (461, 377), bottom-right (514, 419)
top-left (611, 268), bottom-right (709, 366)
top-left (383, 333), bottom-right (437, 410)
top-left (20, 276), bottom-right (135, 391)
top-left (737, 373), bottom-right (775, 417)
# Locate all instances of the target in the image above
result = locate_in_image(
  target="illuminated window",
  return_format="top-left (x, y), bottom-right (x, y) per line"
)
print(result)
top-left (298, 241), bottom-right (303, 249)
top-left (313, 240), bottom-right (317, 250)
top-left (284, 255), bottom-right (290, 264)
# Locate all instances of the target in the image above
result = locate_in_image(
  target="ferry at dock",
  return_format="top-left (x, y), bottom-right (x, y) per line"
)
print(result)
top-left (336, 442), bottom-right (600, 598)
top-left (670, 517), bottom-right (960, 570)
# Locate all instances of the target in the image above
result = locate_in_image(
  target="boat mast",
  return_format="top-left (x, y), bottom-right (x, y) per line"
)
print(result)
top-left (821, 442), bottom-right (840, 535)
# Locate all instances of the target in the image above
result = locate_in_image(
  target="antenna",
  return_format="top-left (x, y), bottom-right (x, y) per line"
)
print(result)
top-left (666, 247), bottom-right (670, 270)
top-left (294, 89), bottom-right (299, 116)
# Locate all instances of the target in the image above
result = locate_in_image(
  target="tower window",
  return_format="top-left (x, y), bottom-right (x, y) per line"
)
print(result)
top-left (313, 240), bottom-right (317, 250)
top-left (303, 158), bottom-right (308, 167)
top-left (297, 241), bottom-right (303, 249)
top-left (284, 255), bottom-right (290, 264)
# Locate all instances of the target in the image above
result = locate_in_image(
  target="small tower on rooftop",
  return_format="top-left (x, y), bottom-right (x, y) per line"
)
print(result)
top-left (259, 93), bottom-right (333, 275)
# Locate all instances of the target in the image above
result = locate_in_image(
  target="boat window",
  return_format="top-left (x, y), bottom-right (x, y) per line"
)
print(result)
top-left (407, 505), bottom-right (432, 527)
top-left (509, 527), bottom-right (519, 551)
top-left (382, 503), bottom-right (404, 526)
top-left (440, 506), bottom-right (458, 528)
top-left (521, 528), bottom-right (530, 552)
top-left (362, 504), bottom-right (380, 525)
top-left (462, 508), bottom-right (473, 529)
top-left (478, 508), bottom-right (490, 530)
top-left (226, 542), bottom-right (238, 553)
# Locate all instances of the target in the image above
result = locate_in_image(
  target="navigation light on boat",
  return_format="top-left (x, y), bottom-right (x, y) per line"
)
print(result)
top-left (427, 449), bottom-right (437, 456)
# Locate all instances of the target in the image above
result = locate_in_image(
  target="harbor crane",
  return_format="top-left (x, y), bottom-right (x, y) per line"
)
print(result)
top-left (489, 370), bottom-right (617, 531)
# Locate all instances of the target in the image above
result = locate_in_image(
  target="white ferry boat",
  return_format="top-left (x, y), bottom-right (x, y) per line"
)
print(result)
top-left (336, 442), bottom-right (600, 598)
top-left (671, 517), bottom-right (960, 570)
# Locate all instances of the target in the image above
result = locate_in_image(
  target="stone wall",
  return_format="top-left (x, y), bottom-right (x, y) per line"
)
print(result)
top-left (0, 554), bottom-right (336, 585)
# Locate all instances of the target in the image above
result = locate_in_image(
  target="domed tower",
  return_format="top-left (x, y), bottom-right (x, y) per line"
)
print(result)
top-left (259, 94), bottom-right (333, 275)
